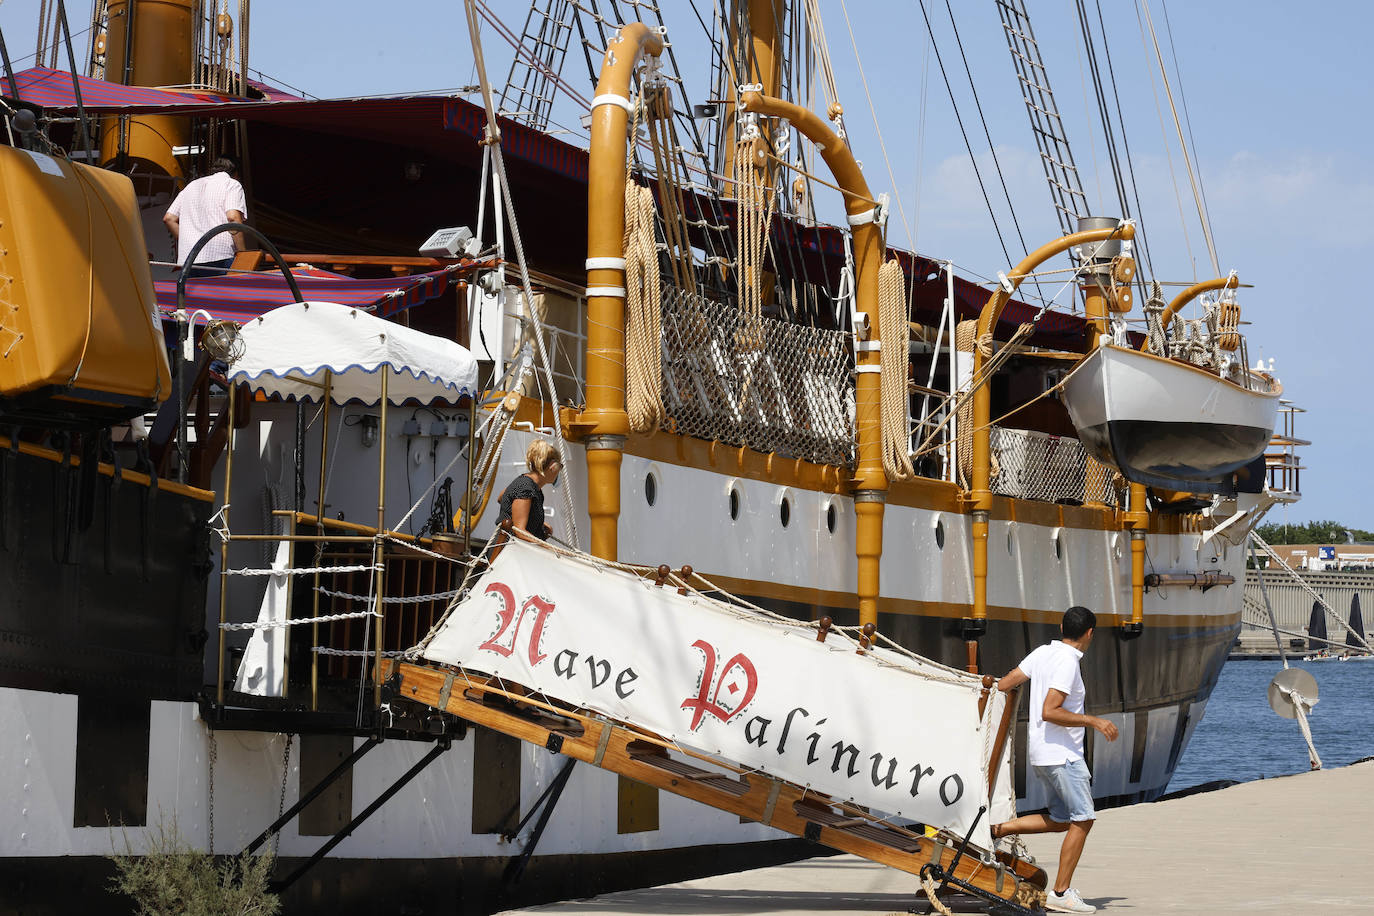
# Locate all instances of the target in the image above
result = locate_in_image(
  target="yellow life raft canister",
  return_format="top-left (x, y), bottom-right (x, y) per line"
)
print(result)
top-left (0, 144), bottom-right (170, 425)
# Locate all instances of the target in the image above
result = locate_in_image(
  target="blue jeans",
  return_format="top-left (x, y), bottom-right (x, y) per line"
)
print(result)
top-left (1033, 758), bottom-right (1096, 822)
top-left (184, 257), bottom-right (234, 278)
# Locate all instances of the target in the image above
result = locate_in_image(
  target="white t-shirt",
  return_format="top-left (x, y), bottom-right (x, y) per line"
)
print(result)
top-left (166, 171), bottom-right (248, 265)
top-left (1018, 640), bottom-right (1086, 766)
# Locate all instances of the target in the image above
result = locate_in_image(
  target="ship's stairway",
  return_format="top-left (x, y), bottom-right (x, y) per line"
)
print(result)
top-left (386, 660), bottom-right (1048, 912)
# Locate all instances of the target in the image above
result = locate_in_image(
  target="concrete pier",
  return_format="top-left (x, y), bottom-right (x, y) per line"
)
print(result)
top-left (499, 761), bottom-right (1374, 915)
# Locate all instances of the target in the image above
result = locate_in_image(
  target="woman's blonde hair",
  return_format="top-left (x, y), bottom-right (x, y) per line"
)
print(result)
top-left (526, 439), bottom-right (563, 475)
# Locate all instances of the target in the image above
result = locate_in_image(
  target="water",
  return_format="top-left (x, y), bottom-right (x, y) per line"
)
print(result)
top-left (1168, 657), bottom-right (1374, 792)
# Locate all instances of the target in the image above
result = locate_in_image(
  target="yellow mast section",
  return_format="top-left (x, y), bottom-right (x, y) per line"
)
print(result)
top-left (99, 0), bottom-right (194, 179)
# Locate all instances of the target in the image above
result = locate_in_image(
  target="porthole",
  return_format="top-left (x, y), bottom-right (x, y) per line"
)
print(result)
top-left (644, 472), bottom-right (657, 506)
top-left (729, 487), bottom-right (740, 520)
top-left (780, 497), bottom-right (791, 528)
top-left (1054, 531), bottom-right (1064, 561)
top-left (934, 519), bottom-right (946, 550)
top-left (826, 503), bottom-right (837, 534)
top-left (1006, 528), bottom-right (1016, 555)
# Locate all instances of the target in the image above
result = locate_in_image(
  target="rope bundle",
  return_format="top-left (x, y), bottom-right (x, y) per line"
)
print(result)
top-left (625, 179), bottom-right (665, 434)
top-left (878, 259), bottom-right (914, 481)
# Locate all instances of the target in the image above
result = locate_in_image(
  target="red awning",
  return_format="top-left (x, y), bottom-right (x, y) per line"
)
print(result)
top-left (4, 67), bottom-right (230, 108)
top-left (155, 266), bottom-right (458, 325)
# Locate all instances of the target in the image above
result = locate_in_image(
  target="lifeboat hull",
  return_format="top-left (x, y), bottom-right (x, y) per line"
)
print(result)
top-left (1061, 344), bottom-right (1281, 493)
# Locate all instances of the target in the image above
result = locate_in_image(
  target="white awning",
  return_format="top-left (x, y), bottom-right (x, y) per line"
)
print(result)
top-left (229, 301), bottom-right (478, 405)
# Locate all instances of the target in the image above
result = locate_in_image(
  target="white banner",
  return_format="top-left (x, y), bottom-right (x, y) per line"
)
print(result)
top-left (422, 539), bottom-right (1006, 844)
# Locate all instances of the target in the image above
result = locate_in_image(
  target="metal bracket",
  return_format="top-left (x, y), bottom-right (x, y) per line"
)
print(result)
top-left (545, 732), bottom-right (565, 754)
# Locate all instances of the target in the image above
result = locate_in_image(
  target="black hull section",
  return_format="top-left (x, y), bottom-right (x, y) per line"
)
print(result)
top-left (0, 445), bottom-right (212, 700)
top-left (0, 840), bottom-right (825, 915)
top-left (1080, 419), bottom-right (1269, 493)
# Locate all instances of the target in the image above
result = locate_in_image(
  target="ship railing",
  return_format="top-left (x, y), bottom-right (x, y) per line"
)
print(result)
top-left (658, 287), bottom-right (855, 467)
top-left (1265, 399), bottom-right (1307, 501)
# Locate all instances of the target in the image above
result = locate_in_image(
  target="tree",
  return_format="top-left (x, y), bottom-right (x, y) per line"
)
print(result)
top-left (1255, 519), bottom-right (1374, 544)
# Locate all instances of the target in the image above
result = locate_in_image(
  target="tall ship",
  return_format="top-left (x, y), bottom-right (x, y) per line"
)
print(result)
top-left (0, 1), bottom-right (1303, 912)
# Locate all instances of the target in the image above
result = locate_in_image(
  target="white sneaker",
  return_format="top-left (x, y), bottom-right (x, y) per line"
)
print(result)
top-left (1046, 887), bottom-right (1096, 914)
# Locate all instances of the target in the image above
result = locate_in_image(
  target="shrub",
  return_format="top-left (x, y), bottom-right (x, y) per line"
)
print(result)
top-left (109, 815), bottom-right (280, 916)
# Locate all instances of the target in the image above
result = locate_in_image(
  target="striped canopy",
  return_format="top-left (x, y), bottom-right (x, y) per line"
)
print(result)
top-left (154, 267), bottom-right (457, 324)
top-left (5, 67), bottom-right (227, 108)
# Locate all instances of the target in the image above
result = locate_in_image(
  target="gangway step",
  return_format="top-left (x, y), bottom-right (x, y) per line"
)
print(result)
top-left (388, 661), bottom-right (1046, 906)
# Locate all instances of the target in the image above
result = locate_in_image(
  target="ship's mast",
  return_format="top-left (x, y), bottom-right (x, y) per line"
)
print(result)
top-left (721, 0), bottom-right (782, 197)
top-left (97, 0), bottom-right (195, 179)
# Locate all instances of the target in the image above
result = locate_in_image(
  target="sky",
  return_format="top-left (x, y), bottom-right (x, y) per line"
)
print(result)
top-left (1, 0), bottom-right (1369, 526)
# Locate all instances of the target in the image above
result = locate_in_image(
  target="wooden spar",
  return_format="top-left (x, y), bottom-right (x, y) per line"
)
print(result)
top-left (389, 660), bottom-right (1047, 902)
top-left (575, 22), bottom-right (665, 563)
top-left (737, 90), bottom-right (887, 631)
top-left (988, 685), bottom-right (1020, 801)
top-left (967, 224), bottom-right (1136, 647)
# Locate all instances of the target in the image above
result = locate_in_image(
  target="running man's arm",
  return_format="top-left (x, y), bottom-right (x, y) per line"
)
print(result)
top-left (1043, 689), bottom-right (1119, 740)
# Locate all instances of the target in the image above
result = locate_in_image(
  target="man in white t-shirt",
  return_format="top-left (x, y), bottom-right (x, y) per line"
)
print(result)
top-left (991, 606), bottom-right (1119, 914)
top-left (162, 157), bottom-right (248, 275)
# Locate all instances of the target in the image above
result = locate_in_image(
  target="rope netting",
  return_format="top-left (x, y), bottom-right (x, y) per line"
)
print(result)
top-left (658, 287), bottom-right (854, 466)
top-left (989, 426), bottom-right (1121, 506)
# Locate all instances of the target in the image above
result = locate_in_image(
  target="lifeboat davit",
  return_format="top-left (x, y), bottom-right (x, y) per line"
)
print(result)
top-left (1061, 343), bottom-right (1281, 493)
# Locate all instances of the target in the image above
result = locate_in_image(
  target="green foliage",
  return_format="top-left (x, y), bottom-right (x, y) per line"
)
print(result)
top-left (1255, 519), bottom-right (1374, 545)
top-left (109, 815), bottom-right (280, 916)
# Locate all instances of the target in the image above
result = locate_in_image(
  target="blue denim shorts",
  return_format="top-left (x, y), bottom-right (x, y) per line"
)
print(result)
top-left (1033, 758), bottom-right (1096, 823)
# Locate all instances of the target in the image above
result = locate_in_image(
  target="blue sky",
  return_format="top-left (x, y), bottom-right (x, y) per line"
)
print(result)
top-left (2, 0), bottom-right (1369, 526)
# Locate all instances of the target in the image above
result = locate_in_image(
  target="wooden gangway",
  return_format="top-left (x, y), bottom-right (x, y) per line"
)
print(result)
top-left (386, 660), bottom-right (1048, 913)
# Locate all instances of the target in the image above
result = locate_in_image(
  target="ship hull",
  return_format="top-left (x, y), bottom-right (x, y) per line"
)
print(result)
top-left (0, 413), bottom-right (1244, 911)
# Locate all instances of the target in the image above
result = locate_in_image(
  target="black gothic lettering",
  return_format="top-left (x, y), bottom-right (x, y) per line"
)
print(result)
top-left (744, 716), bottom-right (771, 747)
top-left (870, 753), bottom-right (900, 790)
top-left (804, 718), bottom-right (828, 765)
top-left (585, 655), bottom-right (611, 688)
top-left (908, 763), bottom-right (935, 797)
top-left (939, 773), bottom-right (965, 807)
top-left (831, 741), bottom-right (861, 778)
top-left (553, 649), bottom-right (578, 679)
top-left (776, 706), bottom-right (809, 755)
top-left (614, 667), bottom-right (638, 699)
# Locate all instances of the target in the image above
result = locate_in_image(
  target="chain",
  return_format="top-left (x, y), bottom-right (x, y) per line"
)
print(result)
top-left (207, 728), bottom-right (217, 854)
top-left (274, 734), bottom-right (293, 858)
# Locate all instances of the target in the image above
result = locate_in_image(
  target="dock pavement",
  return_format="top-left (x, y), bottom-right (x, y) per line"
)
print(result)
top-left (499, 759), bottom-right (1374, 915)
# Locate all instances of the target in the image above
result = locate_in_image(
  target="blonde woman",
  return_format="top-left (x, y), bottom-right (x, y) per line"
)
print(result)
top-left (495, 440), bottom-right (562, 545)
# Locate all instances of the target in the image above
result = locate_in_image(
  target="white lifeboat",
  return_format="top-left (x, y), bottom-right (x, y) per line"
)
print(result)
top-left (1060, 343), bottom-right (1281, 493)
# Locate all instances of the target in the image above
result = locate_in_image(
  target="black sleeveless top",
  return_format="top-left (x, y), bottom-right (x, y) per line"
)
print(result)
top-left (496, 474), bottom-right (549, 540)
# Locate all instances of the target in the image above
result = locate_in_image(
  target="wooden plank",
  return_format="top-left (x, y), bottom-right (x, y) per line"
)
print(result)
top-left (390, 662), bottom-right (1046, 900)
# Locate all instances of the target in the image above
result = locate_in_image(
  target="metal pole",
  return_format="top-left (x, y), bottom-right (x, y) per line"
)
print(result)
top-left (272, 740), bottom-right (450, 894)
top-left (311, 371), bottom-right (332, 711)
top-left (0, 29), bottom-right (23, 102)
top-left (215, 382), bottom-right (237, 705)
top-left (244, 735), bottom-right (380, 856)
top-left (55, 0), bottom-right (92, 161)
top-left (373, 371), bottom-right (388, 709)
top-left (463, 393), bottom-right (476, 555)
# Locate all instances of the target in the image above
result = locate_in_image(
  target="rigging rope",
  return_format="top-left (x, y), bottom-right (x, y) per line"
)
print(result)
top-left (914, 0), bottom-right (1015, 271)
top-left (1248, 541), bottom-right (1322, 770)
top-left (624, 179), bottom-right (666, 434)
top-left (464, 0), bottom-right (581, 551)
top-left (878, 259), bottom-right (914, 481)
top-left (1139, 0), bottom-right (1220, 276)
